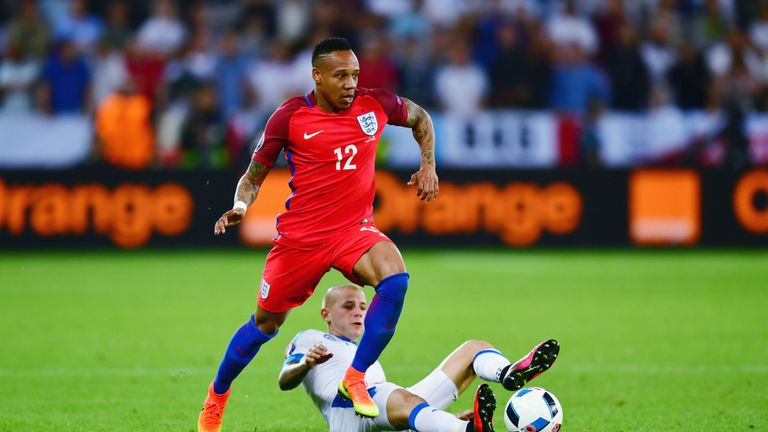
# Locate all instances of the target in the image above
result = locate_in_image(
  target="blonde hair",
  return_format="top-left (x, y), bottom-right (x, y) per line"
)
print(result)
top-left (322, 284), bottom-right (364, 309)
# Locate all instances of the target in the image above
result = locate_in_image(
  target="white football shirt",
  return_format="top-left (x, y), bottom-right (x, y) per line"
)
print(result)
top-left (284, 329), bottom-right (387, 423)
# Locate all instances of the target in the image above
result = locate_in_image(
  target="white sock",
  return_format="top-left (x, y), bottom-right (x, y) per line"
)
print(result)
top-left (472, 349), bottom-right (511, 382)
top-left (410, 403), bottom-right (468, 432)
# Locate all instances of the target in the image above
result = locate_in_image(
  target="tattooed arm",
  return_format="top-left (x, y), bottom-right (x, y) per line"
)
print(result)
top-left (402, 97), bottom-right (439, 201)
top-left (214, 160), bottom-right (272, 235)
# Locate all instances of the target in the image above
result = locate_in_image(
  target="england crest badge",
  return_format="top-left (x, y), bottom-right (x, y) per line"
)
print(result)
top-left (356, 111), bottom-right (378, 136)
top-left (260, 279), bottom-right (271, 300)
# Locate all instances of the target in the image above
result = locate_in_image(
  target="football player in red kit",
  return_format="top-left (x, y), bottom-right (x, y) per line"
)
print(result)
top-left (198, 37), bottom-right (438, 431)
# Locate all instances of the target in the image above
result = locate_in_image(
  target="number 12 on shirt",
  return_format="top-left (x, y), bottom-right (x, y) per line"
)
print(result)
top-left (334, 144), bottom-right (358, 170)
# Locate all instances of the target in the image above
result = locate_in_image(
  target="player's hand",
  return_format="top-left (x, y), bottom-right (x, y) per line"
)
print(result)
top-left (407, 165), bottom-right (439, 202)
top-left (456, 409), bottom-right (474, 421)
top-left (304, 344), bottom-right (333, 369)
top-left (214, 208), bottom-right (246, 235)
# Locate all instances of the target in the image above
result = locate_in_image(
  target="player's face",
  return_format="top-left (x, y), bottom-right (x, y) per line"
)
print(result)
top-left (324, 288), bottom-right (367, 341)
top-left (313, 50), bottom-right (359, 112)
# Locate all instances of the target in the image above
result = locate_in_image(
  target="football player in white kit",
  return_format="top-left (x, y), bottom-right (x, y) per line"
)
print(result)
top-left (278, 285), bottom-right (559, 432)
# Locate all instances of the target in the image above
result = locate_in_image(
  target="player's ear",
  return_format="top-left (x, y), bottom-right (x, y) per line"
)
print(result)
top-left (320, 307), bottom-right (329, 322)
top-left (311, 67), bottom-right (321, 85)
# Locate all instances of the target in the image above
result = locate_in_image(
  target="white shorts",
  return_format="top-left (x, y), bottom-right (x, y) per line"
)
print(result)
top-left (327, 369), bottom-right (459, 432)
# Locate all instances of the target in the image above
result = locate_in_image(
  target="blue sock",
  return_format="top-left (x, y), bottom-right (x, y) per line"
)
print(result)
top-left (351, 272), bottom-right (409, 372)
top-left (212, 315), bottom-right (277, 394)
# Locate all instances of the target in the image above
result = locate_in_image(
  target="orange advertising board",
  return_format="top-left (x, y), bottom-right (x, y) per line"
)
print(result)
top-left (629, 170), bottom-right (700, 245)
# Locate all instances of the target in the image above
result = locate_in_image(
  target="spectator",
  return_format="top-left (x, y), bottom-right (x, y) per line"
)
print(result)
top-left (91, 39), bottom-right (128, 107)
top-left (545, 0), bottom-right (598, 55)
top-left (515, 22), bottom-right (553, 109)
top-left (668, 41), bottom-right (711, 109)
top-left (6, 0), bottom-right (50, 60)
top-left (248, 40), bottom-right (300, 113)
top-left (473, 8), bottom-right (506, 72)
top-left (489, 20), bottom-right (527, 108)
top-left (0, 42), bottom-right (39, 113)
top-left (125, 38), bottom-right (166, 106)
top-left (275, 0), bottom-right (311, 43)
top-left (238, 0), bottom-right (277, 38)
top-left (95, 80), bottom-right (154, 169)
top-left (706, 29), bottom-right (761, 78)
top-left (714, 46), bottom-right (763, 112)
top-left (53, 0), bottom-right (103, 55)
top-left (388, 0), bottom-right (430, 41)
top-left (310, 0), bottom-right (361, 47)
top-left (136, 0), bottom-right (187, 56)
top-left (290, 30), bottom-right (332, 94)
top-left (366, 0), bottom-right (412, 19)
top-left (421, 0), bottom-right (471, 28)
top-left (490, 18), bottom-right (554, 109)
top-left (604, 23), bottom-right (649, 111)
top-left (395, 37), bottom-right (435, 108)
top-left (215, 30), bottom-right (250, 120)
top-left (357, 34), bottom-right (399, 90)
top-left (37, 37), bottom-right (91, 114)
top-left (102, 1), bottom-right (133, 50)
top-left (750, 4), bottom-right (768, 54)
top-left (238, 14), bottom-right (271, 59)
top-left (434, 39), bottom-right (488, 116)
top-left (641, 16), bottom-right (678, 84)
top-left (548, 44), bottom-right (610, 115)
top-left (183, 30), bottom-right (217, 82)
top-left (686, 0), bottom-right (730, 50)
top-left (593, 0), bottom-right (628, 65)
top-left (181, 83), bottom-right (226, 168)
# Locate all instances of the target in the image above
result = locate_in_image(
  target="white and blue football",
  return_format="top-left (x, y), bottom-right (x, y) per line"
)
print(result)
top-left (503, 387), bottom-right (563, 432)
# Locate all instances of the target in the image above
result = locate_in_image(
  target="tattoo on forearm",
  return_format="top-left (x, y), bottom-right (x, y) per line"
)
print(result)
top-left (403, 98), bottom-right (436, 167)
top-left (412, 115), bottom-right (435, 167)
top-left (235, 162), bottom-right (267, 205)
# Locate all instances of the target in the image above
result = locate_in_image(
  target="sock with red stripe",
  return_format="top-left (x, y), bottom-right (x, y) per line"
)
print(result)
top-left (212, 315), bottom-right (277, 394)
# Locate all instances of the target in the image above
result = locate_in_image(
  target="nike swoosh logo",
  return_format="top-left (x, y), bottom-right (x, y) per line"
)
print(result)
top-left (304, 130), bottom-right (324, 139)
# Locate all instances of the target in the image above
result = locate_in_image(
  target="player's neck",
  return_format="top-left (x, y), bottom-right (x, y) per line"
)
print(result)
top-left (314, 90), bottom-right (339, 114)
top-left (328, 329), bottom-right (357, 343)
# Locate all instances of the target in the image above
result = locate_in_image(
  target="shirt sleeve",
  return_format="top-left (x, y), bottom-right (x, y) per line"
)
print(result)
top-left (283, 330), bottom-right (318, 365)
top-left (251, 100), bottom-right (299, 167)
top-left (367, 88), bottom-right (409, 127)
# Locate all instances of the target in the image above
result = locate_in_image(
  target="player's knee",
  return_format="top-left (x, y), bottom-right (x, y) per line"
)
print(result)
top-left (253, 308), bottom-right (288, 335)
top-left (387, 390), bottom-right (426, 429)
top-left (465, 339), bottom-right (493, 352)
top-left (253, 315), bottom-right (282, 335)
top-left (462, 339), bottom-right (494, 360)
top-left (375, 272), bottom-right (409, 299)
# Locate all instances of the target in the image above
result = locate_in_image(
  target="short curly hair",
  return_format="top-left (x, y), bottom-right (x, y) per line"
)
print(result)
top-left (311, 37), bottom-right (353, 66)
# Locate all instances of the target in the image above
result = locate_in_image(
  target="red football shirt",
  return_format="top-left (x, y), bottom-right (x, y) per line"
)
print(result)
top-left (252, 88), bottom-right (409, 245)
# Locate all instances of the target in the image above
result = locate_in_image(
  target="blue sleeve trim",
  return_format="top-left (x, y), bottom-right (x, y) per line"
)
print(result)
top-left (283, 353), bottom-right (304, 365)
top-left (408, 402), bottom-right (430, 430)
top-left (472, 349), bottom-right (504, 365)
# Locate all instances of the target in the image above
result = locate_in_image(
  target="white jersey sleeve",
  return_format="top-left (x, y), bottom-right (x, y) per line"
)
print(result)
top-left (284, 329), bottom-right (323, 365)
top-left (284, 329), bottom-right (388, 427)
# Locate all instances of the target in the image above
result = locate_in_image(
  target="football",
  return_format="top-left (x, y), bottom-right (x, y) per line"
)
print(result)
top-left (503, 387), bottom-right (563, 432)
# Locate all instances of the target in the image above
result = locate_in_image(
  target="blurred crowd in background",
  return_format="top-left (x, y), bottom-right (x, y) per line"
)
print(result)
top-left (1, 0), bottom-right (768, 169)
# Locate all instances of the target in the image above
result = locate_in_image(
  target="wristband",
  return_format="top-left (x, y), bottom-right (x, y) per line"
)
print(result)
top-left (233, 200), bottom-right (248, 211)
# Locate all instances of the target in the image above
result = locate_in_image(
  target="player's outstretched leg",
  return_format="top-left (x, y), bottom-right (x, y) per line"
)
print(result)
top-left (198, 315), bottom-right (278, 432)
top-left (499, 339), bottom-right (560, 392)
top-left (340, 272), bottom-right (409, 418)
top-left (391, 386), bottom-right (495, 432)
top-left (472, 383), bottom-right (497, 432)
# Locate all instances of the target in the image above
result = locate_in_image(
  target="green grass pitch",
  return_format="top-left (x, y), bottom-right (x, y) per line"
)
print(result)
top-left (1, 249), bottom-right (766, 431)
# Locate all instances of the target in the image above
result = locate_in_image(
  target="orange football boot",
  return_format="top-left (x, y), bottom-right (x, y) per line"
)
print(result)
top-left (197, 381), bottom-right (230, 432)
top-left (339, 367), bottom-right (379, 417)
